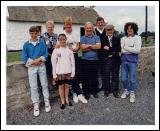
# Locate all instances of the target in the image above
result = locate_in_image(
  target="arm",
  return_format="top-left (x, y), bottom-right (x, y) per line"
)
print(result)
top-left (123, 36), bottom-right (142, 54)
top-left (121, 37), bottom-right (130, 53)
top-left (91, 43), bottom-right (101, 50)
top-left (70, 52), bottom-right (75, 78)
top-left (81, 44), bottom-right (92, 52)
top-left (51, 50), bottom-right (58, 79)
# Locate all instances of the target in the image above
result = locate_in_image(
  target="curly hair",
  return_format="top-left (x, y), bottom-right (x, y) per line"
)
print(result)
top-left (124, 22), bottom-right (138, 36)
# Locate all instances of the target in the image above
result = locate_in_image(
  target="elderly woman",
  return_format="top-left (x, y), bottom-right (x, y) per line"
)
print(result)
top-left (80, 22), bottom-right (101, 100)
top-left (41, 20), bottom-right (58, 87)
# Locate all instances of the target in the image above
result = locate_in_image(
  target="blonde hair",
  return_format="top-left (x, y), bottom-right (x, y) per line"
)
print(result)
top-left (46, 20), bottom-right (54, 27)
top-left (64, 16), bottom-right (72, 25)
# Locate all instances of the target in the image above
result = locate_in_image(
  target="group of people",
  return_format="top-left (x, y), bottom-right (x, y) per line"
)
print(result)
top-left (22, 16), bottom-right (142, 117)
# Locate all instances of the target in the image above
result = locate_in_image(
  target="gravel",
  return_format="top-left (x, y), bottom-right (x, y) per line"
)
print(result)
top-left (7, 72), bottom-right (155, 125)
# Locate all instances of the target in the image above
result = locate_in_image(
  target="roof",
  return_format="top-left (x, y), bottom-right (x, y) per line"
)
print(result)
top-left (7, 6), bottom-right (100, 25)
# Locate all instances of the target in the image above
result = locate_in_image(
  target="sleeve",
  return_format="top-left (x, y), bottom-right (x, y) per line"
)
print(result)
top-left (51, 49), bottom-right (58, 78)
top-left (95, 35), bottom-right (101, 44)
top-left (109, 38), bottom-right (121, 52)
top-left (121, 37), bottom-right (130, 53)
top-left (42, 43), bottom-right (48, 61)
top-left (70, 51), bottom-right (75, 78)
top-left (124, 36), bottom-right (142, 54)
top-left (22, 43), bottom-right (29, 64)
top-left (80, 36), bottom-right (85, 45)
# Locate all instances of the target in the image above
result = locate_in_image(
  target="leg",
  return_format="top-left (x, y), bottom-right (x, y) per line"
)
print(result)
top-left (65, 83), bottom-right (72, 106)
top-left (121, 61), bottom-right (129, 91)
top-left (128, 62), bottom-right (138, 92)
top-left (38, 65), bottom-right (49, 102)
top-left (28, 67), bottom-right (39, 104)
top-left (59, 84), bottom-right (65, 104)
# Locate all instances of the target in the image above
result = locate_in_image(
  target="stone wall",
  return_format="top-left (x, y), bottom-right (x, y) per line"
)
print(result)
top-left (6, 46), bottom-right (155, 111)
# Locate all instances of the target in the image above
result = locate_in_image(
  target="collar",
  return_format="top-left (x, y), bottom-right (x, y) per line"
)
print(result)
top-left (29, 39), bottom-right (39, 46)
top-left (96, 27), bottom-right (105, 34)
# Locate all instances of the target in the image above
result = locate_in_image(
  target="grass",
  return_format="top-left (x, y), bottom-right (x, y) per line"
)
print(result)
top-left (7, 51), bottom-right (22, 63)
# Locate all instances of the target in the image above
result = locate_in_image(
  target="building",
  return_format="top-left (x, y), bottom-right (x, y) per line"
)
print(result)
top-left (7, 6), bottom-right (100, 51)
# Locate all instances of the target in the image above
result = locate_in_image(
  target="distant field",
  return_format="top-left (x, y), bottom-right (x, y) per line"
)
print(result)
top-left (7, 51), bottom-right (22, 62)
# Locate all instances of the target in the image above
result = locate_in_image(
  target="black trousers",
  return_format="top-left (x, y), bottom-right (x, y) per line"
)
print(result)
top-left (101, 58), bottom-right (120, 93)
top-left (81, 59), bottom-right (99, 96)
top-left (70, 53), bottom-right (82, 95)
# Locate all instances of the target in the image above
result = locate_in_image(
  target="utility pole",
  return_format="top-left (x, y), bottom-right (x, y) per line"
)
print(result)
top-left (145, 6), bottom-right (148, 46)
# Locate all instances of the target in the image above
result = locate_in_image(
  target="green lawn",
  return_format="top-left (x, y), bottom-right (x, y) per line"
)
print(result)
top-left (7, 51), bottom-right (22, 63)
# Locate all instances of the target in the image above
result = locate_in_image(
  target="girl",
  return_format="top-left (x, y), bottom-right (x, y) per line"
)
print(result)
top-left (51, 34), bottom-right (75, 109)
top-left (120, 22), bottom-right (142, 103)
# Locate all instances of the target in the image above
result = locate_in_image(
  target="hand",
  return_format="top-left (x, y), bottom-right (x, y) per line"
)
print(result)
top-left (32, 61), bottom-right (42, 65)
top-left (104, 46), bottom-right (109, 50)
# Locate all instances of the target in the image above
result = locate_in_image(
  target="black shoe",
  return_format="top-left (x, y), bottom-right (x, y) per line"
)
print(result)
top-left (104, 91), bottom-right (110, 97)
top-left (85, 94), bottom-right (90, 100)
top-left (113, 92), bottom-right (119, 98)
top-left (60, 104), bottom-right (65, 109)
top-left (93, 93), bottom-right (98, 98)
top-left (66, 101), bottom-right (73, 106)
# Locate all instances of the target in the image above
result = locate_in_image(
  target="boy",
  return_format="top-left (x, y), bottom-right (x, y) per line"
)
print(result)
top-left (22, 26), bottom-right (51, 116)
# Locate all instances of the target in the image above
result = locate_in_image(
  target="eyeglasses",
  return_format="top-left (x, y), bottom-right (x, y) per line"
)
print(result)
top-left (106, 29), bottom-right (112, 31)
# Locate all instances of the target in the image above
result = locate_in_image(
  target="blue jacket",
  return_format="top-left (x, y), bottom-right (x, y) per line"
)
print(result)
top-left (22, 40), bottom-right (48, 64)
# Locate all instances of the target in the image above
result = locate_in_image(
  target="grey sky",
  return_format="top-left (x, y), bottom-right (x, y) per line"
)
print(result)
top-left (94, 6), bottom-right (155, 34)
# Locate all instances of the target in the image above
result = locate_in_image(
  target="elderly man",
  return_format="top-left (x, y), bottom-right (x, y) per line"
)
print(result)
top-left (101, 24), bottom-right (121, 98)
top-left (80, 22), bottom-right (101, 100)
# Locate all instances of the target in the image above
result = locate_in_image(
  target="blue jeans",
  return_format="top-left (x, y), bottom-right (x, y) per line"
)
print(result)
top-left (28, 64), bottom-right (49, 103)
top-left (121, 61), bottom-right (138, 92)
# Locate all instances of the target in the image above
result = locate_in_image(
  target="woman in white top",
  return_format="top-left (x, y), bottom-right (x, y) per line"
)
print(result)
top-left (51, 34), bottom-right (75, 109)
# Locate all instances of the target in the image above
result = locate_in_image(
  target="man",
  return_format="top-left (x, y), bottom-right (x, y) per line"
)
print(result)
top-left (99, 24), bottom-right (121, 98)
top-left (80, 22), bottom-right (101, 100)
top-left (95, 17), bottom-right (106, 91)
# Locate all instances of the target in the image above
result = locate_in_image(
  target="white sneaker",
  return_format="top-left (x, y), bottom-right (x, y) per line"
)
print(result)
top-left (130, 93), bottom-right (136, 103)
top-left (45, 101), bottom-right (51, 112)
top-left (73, 93), bottom-right (79, 103)
top-left (78, 94), bottom-right (88, 103)
top-left (33, 103), bottom-right (40, 117)
top-left (121, 89), bottom-right (130, 99)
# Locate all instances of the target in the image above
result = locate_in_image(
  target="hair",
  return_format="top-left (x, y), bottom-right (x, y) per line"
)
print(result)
top-left (46, 20), bottom-right (54, 27)
top-left (58, 33), bottom-right (67, 39)
top-left (124, 22), bottom-right (138, 36)
top-left (96, 17), bottom-right (104, 23)
top-left (29, 26), bottom-right (39, 33)
top-left (64, 16), bottom-right (72, 25)
top-left (84, 21), bottom-right (93, 28)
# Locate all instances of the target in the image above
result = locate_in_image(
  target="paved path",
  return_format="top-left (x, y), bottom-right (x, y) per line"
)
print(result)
top-left (7, 72), bottom-right (155, 125)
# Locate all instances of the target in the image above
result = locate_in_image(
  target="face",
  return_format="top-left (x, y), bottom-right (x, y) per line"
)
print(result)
top-left (58, 36), bottom-right (67, 47)
top-left (29, 31), bottom-right (38, 41)
top-left (106, 28), bottom-right (114, 37)
top-left (85, 24), bottom-right (94, 36)
top-left (47, 24), bottom-right (54, 34)
top-left (96, 19), bottom-right (105, 30)
top-left (64, 24), bottom-right (72, 33)
top-left (127, 25), bottom-right (134, 36)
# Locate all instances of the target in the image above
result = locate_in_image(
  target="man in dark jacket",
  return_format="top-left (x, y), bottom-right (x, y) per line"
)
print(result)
top-left (98, 24), bottom-right (121, 98)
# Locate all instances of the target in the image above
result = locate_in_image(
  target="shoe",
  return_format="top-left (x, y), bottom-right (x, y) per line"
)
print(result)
top-left (73, 93), bottom-right (79, 103)
top-left (85, 94), bottom-right (90, 100)
top-left (130, 92), bottom-right (136, 103)
top-left (104, 91), bottom-right (110, 97)
top-left (66, 101), bottom-right (73, 106)
top-left (33, 103), bottom-right (40, 117)
top-left (45, 101), bottom-right (51, 112)
top-left (93, 93), bottom-right (98, 98)
top-left (60, 104), bottom-right (65, 109)
top-left (113, 92), bottom-right (119, 98)
top-left (121, 89), bottom-right (130, 99)
top-left (78, 94), bottom-right (88, 103)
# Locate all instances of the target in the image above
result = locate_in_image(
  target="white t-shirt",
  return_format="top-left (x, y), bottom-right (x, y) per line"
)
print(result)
top-left (62, 31), bottom-right (80, 49)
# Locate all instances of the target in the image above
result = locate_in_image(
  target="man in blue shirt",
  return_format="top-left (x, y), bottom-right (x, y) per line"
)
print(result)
top-left (80, 22), bottom-right (101, 99)
top-left (22, 26), bottom-right (51, 117)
